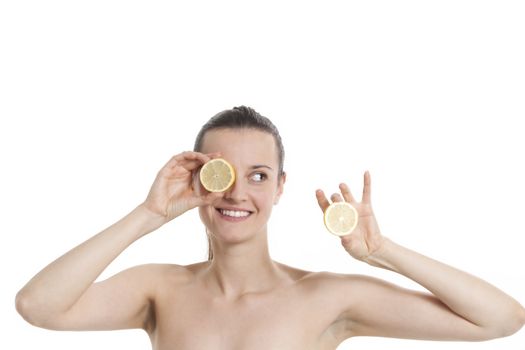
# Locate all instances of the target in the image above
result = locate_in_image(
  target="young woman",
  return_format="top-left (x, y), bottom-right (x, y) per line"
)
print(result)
top-left (16, 106), bottom-right (525, 349)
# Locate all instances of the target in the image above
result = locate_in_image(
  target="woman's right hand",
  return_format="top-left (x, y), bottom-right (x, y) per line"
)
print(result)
top-left (141, 151), bottom-right (223, 225)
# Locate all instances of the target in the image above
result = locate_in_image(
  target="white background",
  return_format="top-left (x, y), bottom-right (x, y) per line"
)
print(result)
top-left (1, 1), bottom-right (524, 349)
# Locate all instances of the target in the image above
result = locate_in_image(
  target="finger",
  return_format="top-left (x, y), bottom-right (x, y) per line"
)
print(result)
top-left (191, 170), bottom-right (204, 195)
top-left (331, 193), bottom-right (344, 203)
top-left (339, 183), bottom-right (356, 203)
top-left (180, 159), bottom-right (208, 172)
top-left (201, 191), bottom-right (224, 205)
top-left (174, 151), bottom-right (212, 167)
top-left (207, 152), bottom-right (222, 159)
top-left (187, 192), bottom-right (218, 210)
top-left (183, 151), bottom-right (224, 171)
top-left (362, 170), bottom-right (371, 204)
top-left (171, 152), bottom-right (215, 174)
top-left (158, 156), bottom-right (207, 181)
top-left (188, 151), bottom-right (224, 176)
top-left (160, 159), bottom-right (203, 179)
top-left (341, 234), bottom-right (353, 246)
top-left (161, 151), bottom-right (207, 171)
top-left (315, 189), bottom-right (331, 212)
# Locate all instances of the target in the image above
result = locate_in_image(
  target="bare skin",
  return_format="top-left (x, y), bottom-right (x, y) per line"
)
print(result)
top-left (16, 129), bottom-right (525, 349)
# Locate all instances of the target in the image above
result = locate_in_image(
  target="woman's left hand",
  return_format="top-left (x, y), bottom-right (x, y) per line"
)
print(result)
top-left (316, 171), bottom-right (385, 263)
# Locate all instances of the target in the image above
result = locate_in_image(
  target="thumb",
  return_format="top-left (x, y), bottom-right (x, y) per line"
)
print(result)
top-left (191, 191), bottom-right (223, 208)
top-left (202, 191), bottom-right (224, 204)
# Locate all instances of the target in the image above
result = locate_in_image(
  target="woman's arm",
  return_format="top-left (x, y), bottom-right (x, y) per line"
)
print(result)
top-left (15, 151), bottom-right (222, 330)
top-left (15, 205), bottom-right (161, 329)
top-left (343, 239), bottom-right (525, 340)
top-left (371, 238), bottom-right (525, 336)
top-left (316, 172), bottom-right (525, 341)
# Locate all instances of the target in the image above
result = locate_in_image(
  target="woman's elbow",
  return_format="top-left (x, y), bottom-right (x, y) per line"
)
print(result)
top-left (15, 289), bottom-right (52, 328)
top-left (16, 290), bottom-right (37, 326)
top-left (484, 304), bottom-right (525, 340)
top-left (507, 304), bottom-right (525, 336)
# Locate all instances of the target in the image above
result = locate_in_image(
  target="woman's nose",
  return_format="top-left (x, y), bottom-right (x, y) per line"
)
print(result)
top-left (224, 176), bottom-right (247, 202)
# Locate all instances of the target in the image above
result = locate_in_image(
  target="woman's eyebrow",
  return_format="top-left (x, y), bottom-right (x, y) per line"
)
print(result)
top-left (250, 165), bottom-right (274, 171)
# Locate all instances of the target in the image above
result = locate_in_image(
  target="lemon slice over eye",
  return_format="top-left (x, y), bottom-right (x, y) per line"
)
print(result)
top-left (324, 202), bottom-right (359, 236)
top-left (199, 158), bottom-right (236, 192)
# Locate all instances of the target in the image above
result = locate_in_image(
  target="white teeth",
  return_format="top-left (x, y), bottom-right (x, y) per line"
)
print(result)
top-left (219, 209), bottom-right (251, 218)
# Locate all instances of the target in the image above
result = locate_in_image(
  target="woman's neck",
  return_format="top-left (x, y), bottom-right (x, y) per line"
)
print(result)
top-left (202, 239), bottom-right (284, 298)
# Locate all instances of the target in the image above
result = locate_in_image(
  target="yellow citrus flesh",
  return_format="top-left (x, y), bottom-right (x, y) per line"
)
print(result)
top-left (324, 202), bottom-right (359, 236)
top-left (199, 158), bottom-right (236, 192)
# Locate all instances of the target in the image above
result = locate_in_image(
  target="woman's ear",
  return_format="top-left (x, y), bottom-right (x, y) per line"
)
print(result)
top-left (274, 171), bottom-right (287, 205)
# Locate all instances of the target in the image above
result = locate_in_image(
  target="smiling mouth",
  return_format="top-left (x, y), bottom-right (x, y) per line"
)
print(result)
top-left (215, 208), bottom-right (253, 219)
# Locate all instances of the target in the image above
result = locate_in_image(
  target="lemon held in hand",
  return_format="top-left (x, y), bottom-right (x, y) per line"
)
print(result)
top-left (199, 158), bottom-right (236, 192)
top-left (324, 202), bottom-right (359, 236)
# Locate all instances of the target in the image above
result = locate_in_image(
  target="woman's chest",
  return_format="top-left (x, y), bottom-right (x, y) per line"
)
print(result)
top-left (150, 287), bottom-right (342, 350)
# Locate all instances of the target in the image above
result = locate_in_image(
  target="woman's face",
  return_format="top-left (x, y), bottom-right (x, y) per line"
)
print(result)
top-left (197, 128), bottom-right (285, 245)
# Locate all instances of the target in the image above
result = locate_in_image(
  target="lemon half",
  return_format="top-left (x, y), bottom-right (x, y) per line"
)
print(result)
top-left (324, 202), bottom-right (359, 236)
top-left (199, 158), bottom-right (236, 192)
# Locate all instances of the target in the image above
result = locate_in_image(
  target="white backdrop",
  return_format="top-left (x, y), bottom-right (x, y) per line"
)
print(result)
top-left (1, 1), bottom-right (524, 349)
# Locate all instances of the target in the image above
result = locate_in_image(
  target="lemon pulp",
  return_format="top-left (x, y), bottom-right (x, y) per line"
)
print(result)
top-left (324, 202), bottom-right (359, 236)
top-left (199, 158), bottom-right (235, 192)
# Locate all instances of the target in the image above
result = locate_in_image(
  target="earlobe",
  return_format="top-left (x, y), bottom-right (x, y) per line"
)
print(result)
top-left (274, 192), bottom-right (282, 205)
top-left (274, 172), bottom-right (286, 205)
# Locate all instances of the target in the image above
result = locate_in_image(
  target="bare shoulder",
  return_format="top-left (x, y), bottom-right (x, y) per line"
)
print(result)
top-left (302, 270), bottom-right (391, 288)
top-left (120, 263), bottom-right (188, 276)
top-left (274, 261), bottom-right (315, 281)
top-left (119, 263), bottom-right (200, 289)
top-left (271, 262), bottom-right (384, 295)
top-left (285, 268), bottom-right (397, 302)
top-left (134, 262), bottom-right (389, 291)
top-left (129, 261), bottom-right (392, 298)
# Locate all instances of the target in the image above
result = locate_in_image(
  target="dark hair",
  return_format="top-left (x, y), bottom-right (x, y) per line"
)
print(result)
top-left (193, 106), bottom-right (285, 260)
